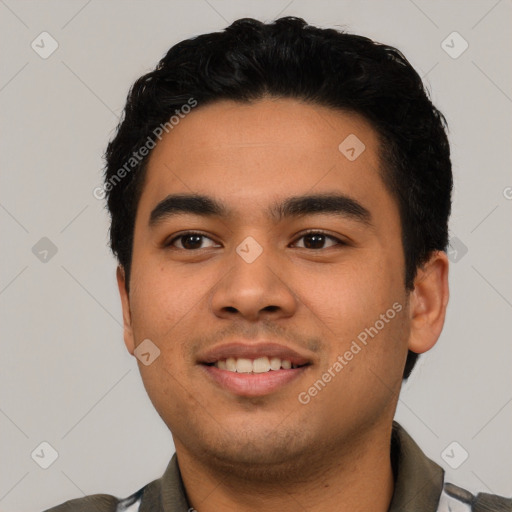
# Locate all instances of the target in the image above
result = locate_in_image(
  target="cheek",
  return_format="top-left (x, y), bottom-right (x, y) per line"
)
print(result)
top-left (295, 253), bottom-right (407, 375)
top-left (128, 263), bottom-right (204, 346)
top-left (127, 265), bottom-right (203, 414)
top-left (298, 256), bottom-right (400, 326)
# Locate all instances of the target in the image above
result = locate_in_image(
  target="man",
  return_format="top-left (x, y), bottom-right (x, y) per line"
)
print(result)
top-left (45, 16), bottom-right (511, 512)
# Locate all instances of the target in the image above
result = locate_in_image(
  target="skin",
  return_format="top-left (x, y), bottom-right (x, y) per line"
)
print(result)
top-left (117, 97), bottom-right (449, 511)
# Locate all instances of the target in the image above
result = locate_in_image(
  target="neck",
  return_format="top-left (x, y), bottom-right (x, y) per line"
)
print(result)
top-left (174, 424), bottom-right (395, 512)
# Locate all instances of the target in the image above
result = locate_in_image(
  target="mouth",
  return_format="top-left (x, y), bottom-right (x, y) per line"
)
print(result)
top-left (204, 356), bottom-right (308, 373)
top-left (198, 342), bottom-right (313, 397)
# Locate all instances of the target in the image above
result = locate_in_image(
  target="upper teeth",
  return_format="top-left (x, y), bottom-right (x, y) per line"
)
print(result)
top-left (215, 357), bottom-right (298, 373)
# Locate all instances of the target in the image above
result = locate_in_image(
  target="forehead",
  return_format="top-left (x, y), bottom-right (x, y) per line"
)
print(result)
top-left (139, 98), bottom-right (391, 220)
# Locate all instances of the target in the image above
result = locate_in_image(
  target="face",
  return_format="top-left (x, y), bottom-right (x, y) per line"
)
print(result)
top-left (118, 98), bottom-right (418, 475)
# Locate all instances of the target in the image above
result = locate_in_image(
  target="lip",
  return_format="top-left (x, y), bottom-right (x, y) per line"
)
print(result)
top-left (197, 341), bottom-right (312, 366)
top-left (197, 341), bottom-right (313, 397)
top-left (200, 364), bottom-right (310, 397)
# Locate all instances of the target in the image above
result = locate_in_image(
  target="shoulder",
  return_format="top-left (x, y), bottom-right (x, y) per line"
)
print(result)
top-left (43, 488), bottom-right (143, 512)
top-left (438, 482), bottom-right (512, 512)
top-left (43, 453), bottom-right (185, 511)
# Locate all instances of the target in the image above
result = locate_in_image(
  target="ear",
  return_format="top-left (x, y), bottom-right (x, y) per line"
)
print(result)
top-left (408, 251), bottom-right (449, 354)
top-left (116, 265), bottom-right (135, 355)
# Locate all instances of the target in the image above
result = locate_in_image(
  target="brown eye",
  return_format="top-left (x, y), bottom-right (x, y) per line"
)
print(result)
top-left (167, 232), bottom-right (219, 250)
top-left (293, 231), bottom-right (343, 250)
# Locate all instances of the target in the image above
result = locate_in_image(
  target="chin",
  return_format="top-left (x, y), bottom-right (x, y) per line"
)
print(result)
top-left (184, 424), bottom-right (321, 481)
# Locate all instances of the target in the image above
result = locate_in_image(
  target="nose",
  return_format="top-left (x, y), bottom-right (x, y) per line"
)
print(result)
top-left (209, 242), bottom-right (298, 322)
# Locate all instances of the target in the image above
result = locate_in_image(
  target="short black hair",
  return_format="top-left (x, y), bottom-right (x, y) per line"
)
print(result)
top-left (103, 16), bottom-right (452, 379)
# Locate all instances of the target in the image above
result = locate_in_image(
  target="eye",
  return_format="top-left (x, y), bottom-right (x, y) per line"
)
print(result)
top-left (164, 230), bottom-right (345, 251)
top-left (165, 231), bottom-right (220, 250)
top-left (292, 230), bottom-right (344, 250)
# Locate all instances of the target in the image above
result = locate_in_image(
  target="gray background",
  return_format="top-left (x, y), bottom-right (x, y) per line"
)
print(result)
top-left (1, 1), bottom-right (511, 510)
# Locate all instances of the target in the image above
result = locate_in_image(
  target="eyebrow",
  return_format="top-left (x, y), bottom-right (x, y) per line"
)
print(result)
top-left (149, 192), bottom-right (372, 227)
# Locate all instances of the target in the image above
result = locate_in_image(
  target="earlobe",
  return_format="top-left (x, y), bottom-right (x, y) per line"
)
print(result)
top-left (408, 251), bottom-right (450, 354)
top-left (116, 265), bottom-right (135, 355)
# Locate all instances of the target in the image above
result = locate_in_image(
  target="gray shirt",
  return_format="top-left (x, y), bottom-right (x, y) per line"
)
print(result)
top-left (44, 421), bottom-right (511, 511)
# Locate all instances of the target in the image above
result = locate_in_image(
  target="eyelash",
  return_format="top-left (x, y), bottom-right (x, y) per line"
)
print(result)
top-left (164, 229), bottom-right (345, 250)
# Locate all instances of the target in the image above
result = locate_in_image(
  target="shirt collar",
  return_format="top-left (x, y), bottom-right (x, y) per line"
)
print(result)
top-left (150, 421), bottom-right (444, 512)
top-left (388, 421), bottom-right (445, 511)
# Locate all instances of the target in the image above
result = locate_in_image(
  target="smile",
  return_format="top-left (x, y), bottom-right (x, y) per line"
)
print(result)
top-left (201, 359), bottom-right (311, 397)
top-left (206, 356), bottom-right (307, 373)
